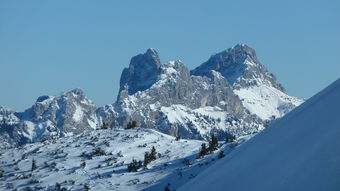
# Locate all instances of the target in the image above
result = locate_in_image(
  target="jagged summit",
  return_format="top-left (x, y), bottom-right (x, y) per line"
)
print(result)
top-left (189, 44), bottom-right (303, 120)
top-left (0, 88), bottom-right (99, 149)
top-left (119, 48), bottom-right (162, 95)
top-left (191, 43), bottom-right (284, 92)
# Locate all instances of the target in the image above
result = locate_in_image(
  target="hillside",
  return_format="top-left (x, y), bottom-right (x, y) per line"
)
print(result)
top-left (0, 128), bottom-right (246, 191)
top-left (179, 78), bottom-right (340, 191)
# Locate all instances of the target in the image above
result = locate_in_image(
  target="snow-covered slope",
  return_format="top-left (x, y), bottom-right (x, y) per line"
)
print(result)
top-left (0, 128), bottom-right (244, 191)
top-left (234, 84), bottom-right (303, 120)
top-left (179, 78), bottom-right (340, 191)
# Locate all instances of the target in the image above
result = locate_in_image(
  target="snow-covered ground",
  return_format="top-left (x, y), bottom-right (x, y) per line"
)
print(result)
top-left (0, 128), bottom-right (244, 191)
top-left (179, 79), bottom-right (340, 191)
top-left (234, 84), bottom-right (303, 120)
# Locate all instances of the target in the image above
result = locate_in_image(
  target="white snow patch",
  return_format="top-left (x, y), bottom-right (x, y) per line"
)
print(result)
top-left (234, 84), bottom-right (303, 120)
top-left (72, 104), bottom-right (83, 122)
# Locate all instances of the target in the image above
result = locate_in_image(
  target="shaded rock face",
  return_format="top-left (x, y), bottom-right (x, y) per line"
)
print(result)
top-left (191, 44), bottom-right (285, 91)
top-left (119, 48), bottom-right (162, 96)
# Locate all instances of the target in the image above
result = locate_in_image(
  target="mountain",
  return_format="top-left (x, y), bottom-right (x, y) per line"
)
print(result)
top-left (103, 48), bottom-right (263, 140)
top-left (0, 88), bottom-right (99, 149)
top-left (192, 44), bottom-right (303, 120)
top-left (178, 78), bottom-right (340, 191)
top-left (101, 44), bottom-right (301, 139)
top-left (0, 44), bottom-right (302, 147)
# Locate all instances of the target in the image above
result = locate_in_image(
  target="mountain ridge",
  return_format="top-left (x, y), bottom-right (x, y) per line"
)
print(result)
top-left (0, 44), bottom-right (303, 148)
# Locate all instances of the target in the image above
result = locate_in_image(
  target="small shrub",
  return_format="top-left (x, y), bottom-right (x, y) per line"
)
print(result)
top-left (218, 150), bottom-right (225, 159)
top-left (164, 183), bottom-right (171, 191)
top-left (81, 161), bottom-right (86, 168)
top-left (127, 159), bottom-right (142, 172)
top-left (93, 147), bottom-right (106, 156)
top-left (182, 159), bottom-right (191, 166)
top-left (29, 178), bottom-right (40, 184)
top-left (226, 135), bottom-right (236, 143)
top-left (84, 184), bottom-right (90, 191)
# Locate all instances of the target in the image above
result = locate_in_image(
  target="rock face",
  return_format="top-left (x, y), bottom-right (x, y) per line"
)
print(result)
top-left (192, 44), bottom-right (303, 120)
top-left (0, 89), bottom-right (99, 149)
top-left (119, 48), bottom-right (162, 95)
top-left (102, 51), bottom-right (266, 140)
top-left (191, 44), bottom-right (284, 91)
top-left (0, 44), bottom-right (303, 148)
top-left (102, 44), bottom-right (302, 139)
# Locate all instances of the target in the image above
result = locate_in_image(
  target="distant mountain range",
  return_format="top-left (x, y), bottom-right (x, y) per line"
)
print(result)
top-left (0, 44), bottom-right (303, 149)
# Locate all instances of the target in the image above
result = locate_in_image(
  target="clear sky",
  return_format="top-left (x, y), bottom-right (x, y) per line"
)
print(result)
top-left (0, 0), bottom-right (339, 111)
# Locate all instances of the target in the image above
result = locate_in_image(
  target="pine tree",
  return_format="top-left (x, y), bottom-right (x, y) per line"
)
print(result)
top-left (131, 121), bottom-right (137, 128)
top-left (31, 159), bottom-right (37, 171)
top-left (102, 122), bottom-right (109, 129)
top-left (208, 134), bottom-right (218, 152)
top-left (199, 143), bottom-right (208, 157)
top-left (125, 120), bottom-right (138, 129)
top-left (150, 146), bottom-right (157, 161)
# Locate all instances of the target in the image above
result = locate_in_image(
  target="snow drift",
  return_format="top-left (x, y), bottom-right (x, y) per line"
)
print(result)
top-left (179, 78), bottom-right (340, 191)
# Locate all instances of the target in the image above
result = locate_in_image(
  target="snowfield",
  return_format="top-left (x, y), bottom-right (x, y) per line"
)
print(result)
top-left (179, 78), bottom-right (340, 191)
top-left (234, 84), bottom-right (303, 120)
top-left (0, 128), bottom-right (244, 191)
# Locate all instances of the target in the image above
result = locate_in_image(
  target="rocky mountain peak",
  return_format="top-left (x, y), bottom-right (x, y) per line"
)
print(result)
top-left (119, 48), bottom-right (162, 96)
top-left (191, 44), bottom-right (285, 92)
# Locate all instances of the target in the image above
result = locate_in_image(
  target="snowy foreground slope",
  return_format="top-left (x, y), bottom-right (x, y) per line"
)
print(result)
top-left (179, 78), bottom-right (340, 191)
top-left (0, 128), bottom-right (244, 191)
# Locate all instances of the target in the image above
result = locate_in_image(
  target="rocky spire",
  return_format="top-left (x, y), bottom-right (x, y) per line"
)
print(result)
top-left (119, 48), bottom-right (162, 96)
top-left (191, 43), bottom-right (285, 92)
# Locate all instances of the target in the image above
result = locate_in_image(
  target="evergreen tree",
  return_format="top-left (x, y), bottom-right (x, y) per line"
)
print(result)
top-left (208, 134), bottom-right (218, 152)
top-left (131, 121), bottom-right (137, 128)
top-left (150, 146), bottom-right (157, 161)
top-left (31, 159), bottom-right (37, 171)
top-left (102, 122), bottom-right (109, 129)
top-left (143, 152), bottom-right (150, 167)
top-left (125, 120), bottom-right (138, 129)
top-left (199, 143), bottom-right (208, 157)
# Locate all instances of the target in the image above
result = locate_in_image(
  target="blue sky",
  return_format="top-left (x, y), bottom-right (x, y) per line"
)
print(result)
top-left (0, 0), bottom-right (339, 111)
